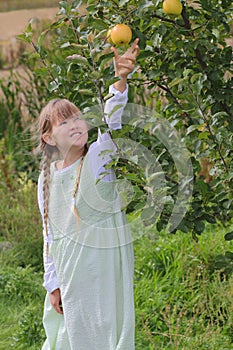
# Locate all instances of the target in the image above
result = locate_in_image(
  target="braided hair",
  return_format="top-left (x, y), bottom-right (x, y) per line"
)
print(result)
top-left (38, 99), bottom-right (84, 247)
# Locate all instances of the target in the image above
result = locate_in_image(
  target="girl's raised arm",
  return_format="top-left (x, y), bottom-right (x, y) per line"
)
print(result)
top-left (88, 39), bottom-right (140, 182)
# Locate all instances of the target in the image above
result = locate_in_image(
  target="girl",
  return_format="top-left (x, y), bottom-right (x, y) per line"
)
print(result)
top-left (38, 39), bottom-right (139, 350)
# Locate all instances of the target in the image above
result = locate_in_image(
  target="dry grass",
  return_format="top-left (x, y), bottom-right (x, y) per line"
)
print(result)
top-left (0, 7), bottom-right (57, 71)
top-left (0, 0), bottom-right (59, 12)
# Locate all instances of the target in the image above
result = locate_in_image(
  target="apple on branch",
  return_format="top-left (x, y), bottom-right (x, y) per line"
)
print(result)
top-left (163, 0), bottom-right (183, 16)
top-left (107, 28), bottom-right (114, 45)
top-left (107, 24), bottom-right (132, 46)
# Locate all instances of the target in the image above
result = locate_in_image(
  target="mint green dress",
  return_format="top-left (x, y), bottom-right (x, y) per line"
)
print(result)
top-left (41, 138), bottom-right (135, 350)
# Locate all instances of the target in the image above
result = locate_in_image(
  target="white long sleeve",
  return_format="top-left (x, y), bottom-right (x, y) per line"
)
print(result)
top-left (101, 84), bottom-right (128, 131)
top-left (38, 84), bottom-right (128, 293)
top-left (37, 174), bottom-right (59, 293)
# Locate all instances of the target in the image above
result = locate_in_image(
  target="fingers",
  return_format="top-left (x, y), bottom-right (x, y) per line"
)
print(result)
top-left (119, 55), bottom-right (136, 63)
top-left (111, 38), bottom-right (140, 58)
top-left (134, 43), bottom-right (140, 57)
top-left (50, 289), bottom-right (64, 315)
top-left (111, 46), bottom-right (119, 60)
top-left (117, 62), bottom-right (135, 70)
top-left (127, 38), bottom-right (140, 55)
top-left (111, 37), bottom-right (139, 78)
top-left (55, 301), bottom-right (63, 314)
top-left (54, 303), bottom-right (63, 314)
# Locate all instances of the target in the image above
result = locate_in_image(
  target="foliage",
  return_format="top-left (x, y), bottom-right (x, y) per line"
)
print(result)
top-left (0, 170), bottom-right (43, 270)
top-left (134, 225), bottom-right (233, 348)
top-left (0, 266), bottom-right (43, 302)
top-left (1, 219), bottom-right (233, 349)
top-left (11, 305), bottom-right (45, 349)
top-left (17, 0), bottom-right (233, 238)
top-left (0, 167), bottom-right (232, 348)
top-left (0, 265), bottom-right (45, 349)
top-left (0, 69), bottom-right (47, 183)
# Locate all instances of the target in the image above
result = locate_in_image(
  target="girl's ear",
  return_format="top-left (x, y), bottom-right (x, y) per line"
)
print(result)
top-left (42, 133), bottom-right (56, 146)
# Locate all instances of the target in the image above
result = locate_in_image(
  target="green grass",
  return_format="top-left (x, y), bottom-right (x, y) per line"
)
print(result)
top-left (0, 297), bottom-right (45, 350)
top-left (0, 266), bottom-right (45, 350)
top-left (0, 178), bottom-right (233, 349)
top-left (134, 226), bottom-right (233, 349)
top-left (1, 223), bottom-right (233, 348)
top-left (0, 0), bottom-right (59, 12)
top-left (0, 299), bottom-right (23, 349)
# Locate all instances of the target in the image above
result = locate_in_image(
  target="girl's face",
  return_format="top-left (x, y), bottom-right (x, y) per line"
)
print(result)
top-left (49, 115), bottom-right (88, 155)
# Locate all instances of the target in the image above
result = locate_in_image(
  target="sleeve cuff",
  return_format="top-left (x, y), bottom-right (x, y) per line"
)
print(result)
top-left (43, 278), bottom-right (59, 293)
top-left (109, 84), bottom-right (128, 99)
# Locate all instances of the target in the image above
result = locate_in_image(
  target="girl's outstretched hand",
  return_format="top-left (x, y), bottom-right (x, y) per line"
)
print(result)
top-left (111, 38), bottom-right (140, 80)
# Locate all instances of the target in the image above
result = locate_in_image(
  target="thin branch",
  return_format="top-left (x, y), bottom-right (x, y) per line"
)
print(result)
top-left (181, 4), bottom-right (233, 124)
top-left (70, 18), bottom-right (81, 44)
top-left (111, 0), bottom-right (119, 7)
top-left (157, 82), bottom-right (192, 122)
top-left (129, 77), bottom-right (192, 123)
top-left (189, 85), bottom-right (228, 171)
top-left (151, 13), bottom-right (185, 27)
top-left (30, 40), bottom-right (65, 97)
top-left (122, 7), bottom-right (138, 22)
top-left (181, 6), bottom-right (192, 30)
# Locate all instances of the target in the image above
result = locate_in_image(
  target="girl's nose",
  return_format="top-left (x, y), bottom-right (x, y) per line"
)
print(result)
top-left (70, 119), bottom-right (77, 128)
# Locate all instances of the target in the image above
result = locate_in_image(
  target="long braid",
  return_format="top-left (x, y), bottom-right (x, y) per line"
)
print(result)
top-left (42, 151), bottom-right (52, 232)
top-left (72, 145), bottom-right (88, 227)
top-left (42, 147), bottom-right (53, 257)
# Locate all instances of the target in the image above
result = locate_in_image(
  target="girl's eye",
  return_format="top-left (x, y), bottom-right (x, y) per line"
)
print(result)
top-left (59, 120), bottom-right (67, 126)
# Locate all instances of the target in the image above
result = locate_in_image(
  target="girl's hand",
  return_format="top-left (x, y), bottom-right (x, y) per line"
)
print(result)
top-left (49, 288), bottom-right (63, 314)
top-left (111, 38), bottom-right (140, 79)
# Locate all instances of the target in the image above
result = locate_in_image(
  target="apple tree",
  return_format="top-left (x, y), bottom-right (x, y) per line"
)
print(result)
top-left (19, 0), bottom-right (233, 238)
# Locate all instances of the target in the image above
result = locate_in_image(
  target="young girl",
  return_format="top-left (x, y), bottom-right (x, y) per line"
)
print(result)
top-left (37, 39), bottom-right (139, 350)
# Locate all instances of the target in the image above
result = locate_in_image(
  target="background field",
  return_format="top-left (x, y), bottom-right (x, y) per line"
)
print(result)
top-left (0, 0), bottom-right (59, 12)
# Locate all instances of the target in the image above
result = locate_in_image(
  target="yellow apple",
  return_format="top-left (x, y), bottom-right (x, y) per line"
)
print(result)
top-left (163, 0), bottom-right (183, 16)
top-left (110, 24), bottom-right (132, 46)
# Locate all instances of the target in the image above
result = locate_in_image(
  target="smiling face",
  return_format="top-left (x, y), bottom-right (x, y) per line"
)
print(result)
top-left (51, 115), bottom-right (88, 154)
top-left (39, 98), bottom-right (89, 157)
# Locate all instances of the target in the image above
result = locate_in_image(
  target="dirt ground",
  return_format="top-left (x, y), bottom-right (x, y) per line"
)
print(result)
top-left (0, 8), bottom-right (58, 79)
top-left (0, 7), bottom-right (57, 41)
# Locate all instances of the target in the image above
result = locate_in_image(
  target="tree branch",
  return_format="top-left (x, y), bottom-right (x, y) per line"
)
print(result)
top-left (151, 13), bottom-right (185, 27)
top-left (30, 40), bottom-right (65, 97)
top-left (189, 85), bottom-right (228, 171)
top-left (157, 82), bottom-right (192, 122)
top-left (181, 4), bottom-right (233, 121)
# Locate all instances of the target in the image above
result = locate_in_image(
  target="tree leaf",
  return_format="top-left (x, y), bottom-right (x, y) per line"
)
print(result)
top-left (225, 231), bottom-right (233, 241)
top-left (119, 0), bottom-right (130, 6)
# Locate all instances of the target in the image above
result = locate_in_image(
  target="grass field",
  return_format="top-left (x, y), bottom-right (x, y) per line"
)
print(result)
top-left (0, 0), bottom-right (58, 12)
top-left (1, 215), bottom-right (233, 349)
top-left (0, 178), bottom-right (233, 348)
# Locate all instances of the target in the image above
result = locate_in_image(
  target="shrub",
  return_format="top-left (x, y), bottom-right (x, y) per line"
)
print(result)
top-left (134, 226), bottom-right (233, 348)
top-left (0, 173), bottom-right (43, 270)
top-left (0, 266), bottom-right (44, 302)
top-left (11, 305), bottom-right (45, 349)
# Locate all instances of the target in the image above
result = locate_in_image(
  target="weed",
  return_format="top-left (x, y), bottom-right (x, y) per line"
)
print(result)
top-left (134, 227), bottom-right (233, 349)
top-left (0, 266), bottom-right (44, 302)
top-left (11, 305), bottom-right (45, 349)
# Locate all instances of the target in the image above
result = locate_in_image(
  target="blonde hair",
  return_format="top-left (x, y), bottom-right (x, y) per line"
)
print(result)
top-left (38, 98), bottom-right (87, 248)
